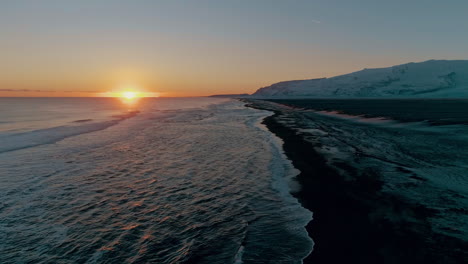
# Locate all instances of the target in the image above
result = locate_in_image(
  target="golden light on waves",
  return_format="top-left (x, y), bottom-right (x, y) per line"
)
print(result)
top-left (99, 89), bottom-right (159, 98)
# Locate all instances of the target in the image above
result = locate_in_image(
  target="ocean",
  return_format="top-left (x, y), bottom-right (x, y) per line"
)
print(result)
top-left (3, 97), bottom-right (467, 263)
top-left (0, 97), bottom-right (312, 263)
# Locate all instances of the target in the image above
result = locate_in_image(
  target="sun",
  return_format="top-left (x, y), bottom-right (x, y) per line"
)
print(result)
top-left (122, 91), bottom-right (137, 99)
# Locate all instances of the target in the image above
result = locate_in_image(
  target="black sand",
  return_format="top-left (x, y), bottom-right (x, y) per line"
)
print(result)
top-left (266, 98), bottom-right (468, 126)
top-left (244, 99), bottom-right (468, 264)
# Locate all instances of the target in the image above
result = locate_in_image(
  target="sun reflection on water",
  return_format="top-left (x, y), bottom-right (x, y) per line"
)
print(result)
top-left (119, 96), bottom-right (140, 106)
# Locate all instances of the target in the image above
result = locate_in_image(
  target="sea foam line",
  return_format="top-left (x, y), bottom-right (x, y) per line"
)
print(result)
top-left (243, 102), bottom-right (314, 263)
top-left (0, 111), bottom-right (139, 154)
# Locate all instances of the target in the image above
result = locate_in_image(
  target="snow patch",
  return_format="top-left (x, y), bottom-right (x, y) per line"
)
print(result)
top-left (252, 60), bottom-right (468, 98)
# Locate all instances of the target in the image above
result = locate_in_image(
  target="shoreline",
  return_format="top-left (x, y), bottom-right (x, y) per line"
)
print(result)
top-left (243, 99), bottom-right (467, 264)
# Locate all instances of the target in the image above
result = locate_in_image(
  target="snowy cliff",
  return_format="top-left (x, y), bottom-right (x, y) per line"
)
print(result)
top-left (252, 60), bottom-right (468, 98)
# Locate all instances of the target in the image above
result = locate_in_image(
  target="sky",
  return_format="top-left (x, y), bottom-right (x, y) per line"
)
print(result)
top-left (1, 0), bottom-right (468, 97)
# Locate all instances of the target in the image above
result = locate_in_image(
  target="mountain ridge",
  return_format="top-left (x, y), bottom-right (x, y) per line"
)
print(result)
top-left (251, 60), bottom-right (468, 98)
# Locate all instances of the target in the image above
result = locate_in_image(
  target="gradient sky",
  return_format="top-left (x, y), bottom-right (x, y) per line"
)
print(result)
top-left (1, 0), bottom-right (468, 97)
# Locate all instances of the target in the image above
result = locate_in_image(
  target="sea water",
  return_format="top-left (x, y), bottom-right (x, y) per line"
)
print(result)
top-left (0, 97), bottom-right (312, 263)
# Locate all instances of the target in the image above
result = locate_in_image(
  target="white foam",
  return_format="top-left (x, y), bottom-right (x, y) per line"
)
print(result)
top-left (244, 102), bottom-right (314, 262)
top-left (0, 119), bottom-right (121, 154)
top-left (0, 98), bottom-right (315, 263)
top-left (233, 245), bottom-right (245, 264)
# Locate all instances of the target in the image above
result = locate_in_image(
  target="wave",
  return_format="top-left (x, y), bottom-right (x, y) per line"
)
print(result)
top-left (0, 100), bottom-right (314, 263)
top-left (238, 104), bottom-right (313, 263)
top-left (0, 111), bottom-right (139, 154)
top-left (72, 119), bottom-right (94, 123)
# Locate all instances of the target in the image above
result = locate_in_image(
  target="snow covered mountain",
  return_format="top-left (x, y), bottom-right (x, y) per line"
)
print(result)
top-left (252, 60), bottom-right (468, 98)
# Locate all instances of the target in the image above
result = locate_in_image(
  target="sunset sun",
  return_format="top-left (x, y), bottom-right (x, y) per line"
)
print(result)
top-left (122, 91), bottom-right (137, 99)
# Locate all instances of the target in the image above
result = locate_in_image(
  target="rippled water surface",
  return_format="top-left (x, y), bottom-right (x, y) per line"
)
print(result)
top-left (0, 98), bottom-right (312, 263)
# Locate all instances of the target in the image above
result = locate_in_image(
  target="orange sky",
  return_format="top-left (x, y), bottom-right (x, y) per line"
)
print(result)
top-left (2, 1), bottom-right (467, 97)
top-left (0, 50), bottom-right (412, 97)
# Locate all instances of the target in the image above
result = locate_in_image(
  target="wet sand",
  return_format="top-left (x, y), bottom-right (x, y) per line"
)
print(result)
top-left (244, 99), bottom-right (467, 264)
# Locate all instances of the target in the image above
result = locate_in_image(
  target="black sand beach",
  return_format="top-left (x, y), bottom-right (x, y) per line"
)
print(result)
top-left (244, 99), bottom-right (468, 264)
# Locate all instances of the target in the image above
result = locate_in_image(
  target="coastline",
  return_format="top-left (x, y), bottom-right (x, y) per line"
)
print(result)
top-left (243, 99), bottom-right (467, 264)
